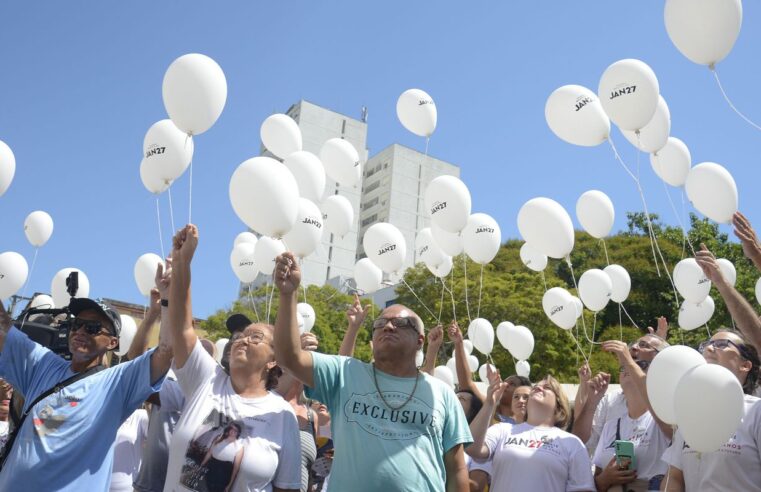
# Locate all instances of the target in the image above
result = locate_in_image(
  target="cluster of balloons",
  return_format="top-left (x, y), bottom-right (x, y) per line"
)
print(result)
top-left (141, 53), bottom-right (227, 195)
top-left (672, 256), bottom-right (728, 330)
top-left (647, 345), bottom-right (744, 452)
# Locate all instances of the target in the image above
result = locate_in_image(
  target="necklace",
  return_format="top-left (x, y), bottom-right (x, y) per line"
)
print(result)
top-left (372, 363), bottom-right (420, 411)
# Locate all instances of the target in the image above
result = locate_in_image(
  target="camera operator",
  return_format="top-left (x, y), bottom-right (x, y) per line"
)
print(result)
top-left (0, 287), bottom-right (172, 491)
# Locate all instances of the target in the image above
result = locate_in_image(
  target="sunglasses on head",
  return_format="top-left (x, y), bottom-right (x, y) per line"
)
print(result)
top-left (619, 359), bottom-right (651, 372)
top-left (698, 338), bottom-right (751, 360)
top-left (372, 317), bottom-right (417, 331)
top-left (71, 318), bottom-right (112, 336)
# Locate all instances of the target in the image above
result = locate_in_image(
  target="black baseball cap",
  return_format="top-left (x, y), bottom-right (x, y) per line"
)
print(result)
top-left (226, 313), bottom-right (252, 335)
top-left (68, 298), bottom-right (122, 336)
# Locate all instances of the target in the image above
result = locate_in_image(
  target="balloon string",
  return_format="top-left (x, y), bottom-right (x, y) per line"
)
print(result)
top-left (476, 264), bottom-right (484, 320)
top-left (400, 277), bottom-right (440, 324)
top-left (449, 267), bottom-right (457, 322)
top-left (601, 239), bottom-right (610, 266)
top-left (156, 197), bottom-right (166, 261)
top-left (463, 256), bottom-right (472, 324)
top-left (266, 281), bottom-right (276, 325)
top-left (620, 303), bottom-right (641, 331)
top-left (618, 303), bottom-right (623, 341)
top-left (566, 257), bottom-right (597, 365)
top-left (705, 323), bottom-right (712, 339)
top-left (711, 66), bottom-right (761, 132)
top-left (19, 248), bottom-right (39, 304)
top-left (247, 284), bottom-right (260, 323)
top-left (566, 329), bottom-right (590, 367)
top-left (438, 277), bottom-right (446, 322)
top-left (540, 270), bottom-right (548, 292)
top-left (588, 312), bottom-right (598, 360)
top-left (661, 178), bottom-right (697, 257)
top-left (167, 186), bottom-right (177, 234)
top-left (188, 159), bottom-right (193, 225)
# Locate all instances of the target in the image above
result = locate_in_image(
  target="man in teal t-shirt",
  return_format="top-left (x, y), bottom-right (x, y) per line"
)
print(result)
top-left (272, 252), bottom-right (472, 492)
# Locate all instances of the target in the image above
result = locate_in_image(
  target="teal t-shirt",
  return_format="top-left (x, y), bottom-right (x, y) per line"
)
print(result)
top-left (305, 352), bottom-right (472, 492)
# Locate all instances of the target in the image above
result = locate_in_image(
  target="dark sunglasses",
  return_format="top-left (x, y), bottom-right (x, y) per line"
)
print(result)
top-left (372, 317), bottom-right (417, 331)
top-left (698, 339), bottom-right (751, 360)
top-left (619, 360), bottom-right (651, 373)
top-left (71, 318), bottom-right (113, 336)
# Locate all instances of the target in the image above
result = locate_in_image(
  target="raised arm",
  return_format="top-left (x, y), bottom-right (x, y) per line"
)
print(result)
top-left (573, 363), bottom-right (591, 419)
top-left (273, 252), bottom-right (314, 388)
top-left (571, 372), bottom-right (609, 443)
top-left (421, 325), bottom-right (443, 376)
top-left (661, 467), bottom-right (685, 491)
top-left (466, 366), bottom-right (506, 460)
top-left (127, 288), bottom-right (161, 361)
top-left (733, 211), bottom-right (761, 273)
top-left (447, 322), bottom-right (484, 402)
top-left (696, 243), bottom-right (761, 348)
top-left (339, 293), bottom-right (370, 357)
top-left (167, 224), bottom-right (199, 370)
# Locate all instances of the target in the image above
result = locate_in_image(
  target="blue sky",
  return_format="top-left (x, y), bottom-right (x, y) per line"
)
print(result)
top-left (1, 2), bottom-right (760, 318)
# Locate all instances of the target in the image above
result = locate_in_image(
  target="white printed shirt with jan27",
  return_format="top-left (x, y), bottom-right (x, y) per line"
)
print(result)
top-left (483, 422), bottom-right (595, 492)
top-left (162, 339), bottom-right (301, 492)
top-left (662, 394), bottom-right (761, 492)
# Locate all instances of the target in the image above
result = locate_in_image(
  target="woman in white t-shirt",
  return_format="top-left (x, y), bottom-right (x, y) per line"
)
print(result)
top-left (467, 372), bottom-right (595, 492)
top-left (662, 330), bottom-right (761, 491)
top-left (110, 408), bottom-right (149, 492)
top-left (163, 225), bottom-right (301, 492)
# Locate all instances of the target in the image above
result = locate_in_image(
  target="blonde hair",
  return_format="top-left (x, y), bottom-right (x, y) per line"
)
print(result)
top-left (537, 375), bottom-right (571, 429)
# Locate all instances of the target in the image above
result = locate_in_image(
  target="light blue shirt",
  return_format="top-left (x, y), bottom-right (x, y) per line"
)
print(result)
top-left (0, 327), bottom-right (164, 491)
top-left (305, 353), bottom-right (472, 492)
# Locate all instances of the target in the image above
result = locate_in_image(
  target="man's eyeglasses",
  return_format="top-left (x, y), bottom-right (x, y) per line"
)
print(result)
top-left (629, 340), bottom-right (659, 353)
top-left (232, 332), bottom-right (272, 346)
top-left (698, 338), bottom-right (750, 360)
top-left (619, 360), bottom-right (651, 373)
top-left (71, 318), bottom-right (112, 336)
top-left (372, 317), bottom-right (417, 331)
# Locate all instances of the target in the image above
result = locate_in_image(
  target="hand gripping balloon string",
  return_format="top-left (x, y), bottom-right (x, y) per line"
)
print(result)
top-left (463, 256), bottom-right (472, 324)
top-left (156, 198), bottom-right (166, 261)
top-left (711, 66), bottom-right (761, 133)
top-left (19, 248), bottom-right (38, 304)
top-left (661, 179), bottom-right (697, 258)
top-left (247, 284), bottom-right (261, 323)
top-left (619, 303), bottom-right (641, 331)
top-left (167, 186), bottom-right (177, 234)
top-left (476, 264), bottom-right (485, 320)
top-left (400, 277), bottom-right (440, 325)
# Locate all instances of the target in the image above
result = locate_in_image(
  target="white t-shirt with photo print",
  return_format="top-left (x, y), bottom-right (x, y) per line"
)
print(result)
top-left (592, 410), bottom-right (669, 481)
top-left (163, 339), bottom-right (301, 492)
top-left (662, 394), bottom-right (761, 492)
top-left (483, 422), bottom-right (595, 492)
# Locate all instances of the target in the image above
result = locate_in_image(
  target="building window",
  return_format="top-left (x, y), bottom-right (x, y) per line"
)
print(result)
top-left (364, 180), bottom-right (380, 193)
top-left (361, 214), bottom-right (378, 227)
top-left (364, 197), bottom-right (379, 209)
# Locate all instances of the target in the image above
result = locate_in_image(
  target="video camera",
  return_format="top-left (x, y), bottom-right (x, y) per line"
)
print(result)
top-left (13, 272), bottom-right (81, 360)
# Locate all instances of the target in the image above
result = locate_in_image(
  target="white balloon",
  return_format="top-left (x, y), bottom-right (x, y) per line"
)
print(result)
top-left (445, 358), bottom-right (460, 385)
top-left (427, 255), bottom-right (453, 278)
top-left (0, 252), bottom-right (28, 300)
top-left (433, 366), bottom-right (454, 389)
top-left (230, 243), bottom-right (258, 283)
top-left (646, 345), bottom-right (706, 424)
top-left (30, 294), bottom-right (55, 309)
top-left (51, 268), bottom-right (90, 309)
top-left (517, 197), bottom-right (575, 259)
top-left (396, 88), bottom-right (437, 137)
top-left (542, 287), bottom-right (577, 330)
top-left (0, 140), bottom-right (15, 197)
top-left (415, 350), bottom-right (424, 368)
top-left (716, 258), bottom-right (737, 287)
top-left (253, 237), bottom-right (285, 276)
top-left (463, 340), bottom-right (474, 355)
top-left (353, 258), bottom-right (383, 294)
top-left (478, 364), bottom-right (496, 383)
top-left (24, 211), bottom-right (54, 247)
top-left (675, 364), bottom-right (744, 452)
top-left (415, 228), bottom-right (447, 268)
top-left (134, 253), bottom-right (163, 296)
top-left (665, 0), bottom-right (743, 66)
top-left (162, 53), bottom-right (227, 135)
top-left (505, 324), bottom-right (534, 361)
top-left (215, 338), bottom-right (229, 363)
top-left (284, 151), bottom-right (326, 203)
top-left (320, 138), bottom-right (361, 188)
top-left (283, 198), bottom-right (324, 258)
top-left (233, 232), bottom-right (258, 248)
top-left (424, 176), bottom-right (472, 234)
top-left (685, 162), bottom-right (738, 224)
top-left (544, 85), bottom-right (610, 147)
top-left (515, 360), bottom-right (531, 378)
top-left (467, 355), bottom-right (480, 373)
top-left (519, 243), bottom-right (548, 272)
top-left (140, 158), bottom-right (171, 195)
top-left (604, 264), bottom-right (632, 303)
top-left (297, 303), bottom-right (316, 333)
top-left (462, 213), bottom-right (502, 265)
top-left (576, 190), bottom-right (615, 239)
top-left (229, 157), bottom-right (300, 237)
top-left (598, 59), bottom-right (660, 131)
top-left (674, 258), bottom-right (711, 303)
top-left (467, 318), bottom-right (494, 355)
top-left (321, 195), bottom-right (354, 238)
top-left (622, 96), bottom-right (671, 153)
top-left (496, 321), bottom-right (514, 351)
top-left (650, 137), bottom-right (691, 187)
top-left (260, 114), bottom-right (302, 159)
top-left (363, 222), bottom-right (407, 274)
top-left (143, 119), bottom-right (194, 182)
top-left (571, 296), bottom-right (584, 319)
top-left (678, 297), bottom-right (715, 331)
top-left (431, 223), bottom-right (463, 256)
top-left (115, 315), bottom-right (137, 357)
top-left (578, 269), bottom-right (613, 312)
top-left (756, 278), bottom-right (761, 305)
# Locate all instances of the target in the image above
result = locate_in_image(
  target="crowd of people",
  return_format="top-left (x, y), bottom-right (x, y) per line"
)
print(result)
top-left (0, 211), bottom-right (758, 491)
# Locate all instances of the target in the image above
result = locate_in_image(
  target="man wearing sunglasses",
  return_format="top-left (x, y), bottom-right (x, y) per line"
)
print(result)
top-left (572, 318), bottom-right (670, 456)
top-left (0, 296), bottom-right (171, 491)
top-left (272, 252), bottom-right (472, 492)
